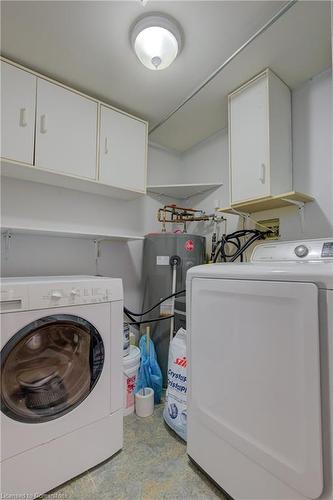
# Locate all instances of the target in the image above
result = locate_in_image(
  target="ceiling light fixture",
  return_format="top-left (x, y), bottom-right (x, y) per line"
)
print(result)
top-left (131, 14), bottom-right (182, 71)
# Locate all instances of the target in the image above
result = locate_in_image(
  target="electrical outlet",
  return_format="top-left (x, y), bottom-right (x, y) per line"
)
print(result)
top-left (256, 218), bottom-right (280, 240)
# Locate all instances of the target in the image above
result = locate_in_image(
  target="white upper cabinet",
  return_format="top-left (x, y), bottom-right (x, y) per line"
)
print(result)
top-left (1, 58), bottom-right (147, 198)
top-left (1, 61), bottom-right (36, 164)
top-left (229, 69), bottom-right (292, 205)
top-left (35, 78), bottom-right (98, 179)
top-left (99, 105), bottom-right (147, 192)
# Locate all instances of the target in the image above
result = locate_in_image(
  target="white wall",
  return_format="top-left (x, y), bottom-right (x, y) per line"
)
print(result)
top-left (290, 68), bottom-right (332, 237)
top-left (1, 231), bottom-right (144, 310)
top-left (147, 143), bottom-right (182, 185)
top-left (180, 129), bottom-right (240, 247)
top-left (148, 130), bottom-right (226, 186)
top-left (1, 176), bottom-right (158, 237)
top-left (182, 129), bottom-right (228, 185)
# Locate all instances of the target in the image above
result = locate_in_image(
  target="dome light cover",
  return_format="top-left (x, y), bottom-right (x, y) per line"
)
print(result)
top-left (131, 14), bottom-right (182, 71)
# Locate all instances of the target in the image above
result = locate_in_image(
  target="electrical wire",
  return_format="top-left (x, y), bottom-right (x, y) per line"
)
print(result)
top-left (214, 237), bottom-right (241, 263)
top-left (125, 315), bottom-right (175, 326)
top-left (124, 290), bottom-right (185, 327)
top-left (124, 309), bottom-right (136, 323)
top-left (124, 289), bottom-right (185, 317)
top-left (229, 232), bottom-right (264, 262)
top-left (213, 229), bottom-right (267, 263)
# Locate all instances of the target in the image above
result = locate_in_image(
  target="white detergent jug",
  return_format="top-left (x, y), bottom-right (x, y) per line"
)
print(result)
top-left (163, 328), bottom-right (187, 440)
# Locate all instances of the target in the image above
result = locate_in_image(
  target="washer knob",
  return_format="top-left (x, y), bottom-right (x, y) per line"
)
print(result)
top-left (294, 244), bottom-right (309, 258)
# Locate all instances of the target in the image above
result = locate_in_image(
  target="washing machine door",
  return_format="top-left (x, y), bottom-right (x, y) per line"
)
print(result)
top-left (1, 314), bottom-right (104, 423)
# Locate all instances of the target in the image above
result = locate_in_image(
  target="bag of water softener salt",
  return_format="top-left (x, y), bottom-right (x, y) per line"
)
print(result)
top-left (163, 328), bottom-right (187, 441)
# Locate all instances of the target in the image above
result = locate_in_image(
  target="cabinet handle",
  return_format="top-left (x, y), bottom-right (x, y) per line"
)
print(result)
top-left (40, 114), bottom-right (47, 134)
top-left (259, 163), bottom-right (266, 184)
top-left (104, 137), bottom-right (108, 154)
top-left (19, 108), bottom-right (27, 127)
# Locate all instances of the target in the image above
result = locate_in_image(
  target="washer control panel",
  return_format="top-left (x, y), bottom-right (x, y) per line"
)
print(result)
top-left (0, 277), bottom-right (123, 313)
top-left (252, 238), bottom-right (333, 262)
top-left (322, 241), bottom-right (333, 258)
top-left (32, 284), bottom-right (114, 309)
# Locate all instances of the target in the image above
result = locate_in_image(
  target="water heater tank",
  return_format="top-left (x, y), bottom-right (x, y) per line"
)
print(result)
top-left (142, 233), bottom-right (206, 385)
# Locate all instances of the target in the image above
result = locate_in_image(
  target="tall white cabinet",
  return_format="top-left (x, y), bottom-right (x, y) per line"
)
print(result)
top-left (35, 79), bottom-right (98, 179)
top-left (229, 69), bottom-right (292, 205)
top-left (1, 61), bottom-right (36, 165)
top-left (99, 105), bottom-right (146, 192)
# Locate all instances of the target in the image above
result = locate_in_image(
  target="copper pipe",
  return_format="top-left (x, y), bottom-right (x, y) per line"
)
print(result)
top-left (157, 204), bottom-right (218, 231)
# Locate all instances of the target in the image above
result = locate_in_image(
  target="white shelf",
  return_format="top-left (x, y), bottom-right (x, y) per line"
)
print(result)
top-left (217, 192), bottom-right (314, 214)
top-left (147, 183), bottom-right (222, 200)
top-left (1, 160), bottom-right (146, 200)
top-left (1, 225), bottom-right (144, 241)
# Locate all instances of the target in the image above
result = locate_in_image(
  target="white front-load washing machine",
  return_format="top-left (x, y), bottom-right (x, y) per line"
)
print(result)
top-left (187, 238), bottom-right (333, 500)
top-left (0, 276), bottom-right (123, 498)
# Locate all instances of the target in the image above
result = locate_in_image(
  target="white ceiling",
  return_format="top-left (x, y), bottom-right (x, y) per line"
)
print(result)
top-left (1, 1), bottom-right (331, 152)
top-left (1, 2), bottom-right (285, 122)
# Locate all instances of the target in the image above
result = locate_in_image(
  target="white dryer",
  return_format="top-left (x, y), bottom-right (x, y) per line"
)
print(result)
top-left (0, 276), bottom-right (123, 498)
top-left (187, 239), bottom-right (333, 500)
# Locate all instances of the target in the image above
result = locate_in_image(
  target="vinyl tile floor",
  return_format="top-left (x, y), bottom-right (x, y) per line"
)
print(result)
top-left (48, 404), bottom-right (227, 500)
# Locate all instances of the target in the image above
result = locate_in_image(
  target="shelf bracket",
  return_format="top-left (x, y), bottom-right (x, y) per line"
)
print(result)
top-left (229, 207), bottom-right (253, 229)
top-left (2, 231), bottom-right (12, 260)
top-left (281, 198), bottom-right (305, 232)
top-left (94, 239), bottom-right (102, 276)
top-left (228, 207), bottom-right (275, 234)
top-left (229, 207), bottom-right (251, 219)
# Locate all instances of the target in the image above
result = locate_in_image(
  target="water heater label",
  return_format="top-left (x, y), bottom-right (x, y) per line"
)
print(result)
top-left (156, 256), bottom-right (170, 266)
top-left (185, 240), bottom-right (194, 252)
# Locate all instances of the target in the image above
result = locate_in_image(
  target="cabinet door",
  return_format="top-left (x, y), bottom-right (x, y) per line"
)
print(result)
top-left (229, 74), bottom-right (270, 204)
top-left (99, 105), bottom-right (146, 192)
top-left (1, 62), bottom-right (36, 164)
top-left (35, 79), bottom-right (97, 179)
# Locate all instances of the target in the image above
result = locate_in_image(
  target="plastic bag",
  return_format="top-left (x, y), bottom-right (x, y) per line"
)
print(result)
top-left (163, 328), bottom-right (187, 441)
top-left (135, 334), bottom-right (163, 404)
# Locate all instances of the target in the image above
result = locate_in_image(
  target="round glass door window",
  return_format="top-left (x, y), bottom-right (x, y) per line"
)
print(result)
top-left (1, 315), bottom-right (104, 423)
